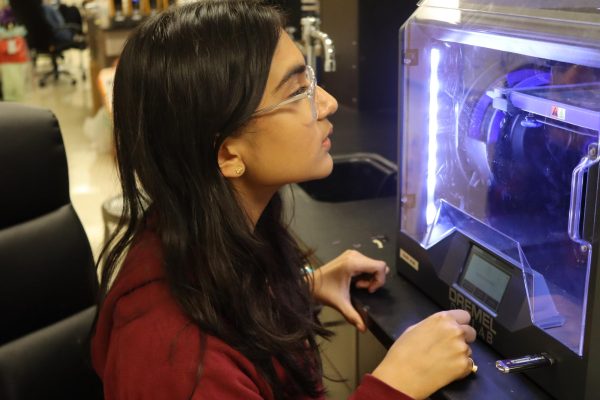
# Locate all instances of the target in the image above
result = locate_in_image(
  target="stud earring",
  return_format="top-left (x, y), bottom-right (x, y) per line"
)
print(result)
top-left (234, 166), bottom-right (244, 175)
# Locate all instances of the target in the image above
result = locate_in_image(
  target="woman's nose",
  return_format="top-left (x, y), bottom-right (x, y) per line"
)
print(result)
top-left (316, 86), bottom-right (338, 120)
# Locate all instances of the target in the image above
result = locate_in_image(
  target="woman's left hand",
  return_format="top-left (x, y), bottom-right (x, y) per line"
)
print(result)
top-left (308, 249), bottom-right (389, 332)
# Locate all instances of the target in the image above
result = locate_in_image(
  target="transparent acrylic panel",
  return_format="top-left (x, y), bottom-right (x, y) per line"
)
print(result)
top-left (419, 0), bottom-right (600, 26)
top-left (399, 7), bottom-right (600, 355)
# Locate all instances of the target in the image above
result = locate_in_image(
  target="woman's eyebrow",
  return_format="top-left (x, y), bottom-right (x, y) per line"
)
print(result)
top-left (272, 64), bottom-right (306, 94)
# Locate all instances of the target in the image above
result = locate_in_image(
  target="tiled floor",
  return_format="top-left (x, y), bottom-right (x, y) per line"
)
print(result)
top-left (15, 49), bottom-right (121, 260)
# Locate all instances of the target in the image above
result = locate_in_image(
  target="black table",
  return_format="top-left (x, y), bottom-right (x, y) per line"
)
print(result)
top-left (282, 104), bottom-right (552, 398)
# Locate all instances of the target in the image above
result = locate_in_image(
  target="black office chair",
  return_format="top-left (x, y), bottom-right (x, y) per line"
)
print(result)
top-left (0, 103), bottom-right (102, 400)
top-left (8, 0), bottom-right (87, 87)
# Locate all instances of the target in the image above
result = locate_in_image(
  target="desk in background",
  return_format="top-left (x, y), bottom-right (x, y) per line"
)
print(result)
top-left (97, 66), bottom-right (115, 114)
top-left (86, 15), bottom-right (139, 113)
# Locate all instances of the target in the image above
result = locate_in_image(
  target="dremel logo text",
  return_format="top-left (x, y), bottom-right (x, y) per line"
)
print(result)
top-left (449, 287), bottom-right (497, 344)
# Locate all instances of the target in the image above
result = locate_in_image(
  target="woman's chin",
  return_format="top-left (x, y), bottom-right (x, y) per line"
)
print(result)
top-left (292, 156), bottom-right (334, 185)
top-left (315, 155), bottom-right (334, 179)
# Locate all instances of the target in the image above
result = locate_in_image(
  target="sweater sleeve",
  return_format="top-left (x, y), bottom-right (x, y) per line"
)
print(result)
top-left (349, 374), bottom-right (414, 400)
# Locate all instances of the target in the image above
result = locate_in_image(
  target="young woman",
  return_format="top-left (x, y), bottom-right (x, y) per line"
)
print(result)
top-left (91, 1), bottom-right (477, 399)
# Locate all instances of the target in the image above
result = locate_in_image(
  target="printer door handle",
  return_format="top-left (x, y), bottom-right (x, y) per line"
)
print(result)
top-left (568, 152), bottom-right (600, 244)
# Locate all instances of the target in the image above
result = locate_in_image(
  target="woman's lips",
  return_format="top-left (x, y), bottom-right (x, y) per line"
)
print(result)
top-left (322, 129), bottom-right (332, 149)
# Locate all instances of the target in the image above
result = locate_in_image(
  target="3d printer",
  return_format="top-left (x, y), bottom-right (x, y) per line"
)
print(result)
top-left (396, 1), bottom-right (600, 399)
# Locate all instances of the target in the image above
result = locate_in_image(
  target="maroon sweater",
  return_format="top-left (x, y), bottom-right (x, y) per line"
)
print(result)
top-left (92, 230), bottom-right (412, 400)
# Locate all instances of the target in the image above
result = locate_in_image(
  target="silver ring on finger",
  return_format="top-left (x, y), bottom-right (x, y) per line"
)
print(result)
top-left (468, 357), bottom-right (478, 374)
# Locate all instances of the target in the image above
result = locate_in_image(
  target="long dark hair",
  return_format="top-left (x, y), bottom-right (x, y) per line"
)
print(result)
top-left (97, 1), bottom-right (331, 398)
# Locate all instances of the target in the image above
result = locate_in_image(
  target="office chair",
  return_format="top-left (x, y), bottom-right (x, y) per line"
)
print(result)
top-left (58, 2), bottom-right (88, 82)
top-left (0, 103), bottom-right (103, 400)
top-left (8, 0), bottom-right (87, 87)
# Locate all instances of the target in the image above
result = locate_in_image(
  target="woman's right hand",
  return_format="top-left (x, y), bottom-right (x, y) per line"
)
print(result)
top-left (371, 310), bottom-right (477, 400)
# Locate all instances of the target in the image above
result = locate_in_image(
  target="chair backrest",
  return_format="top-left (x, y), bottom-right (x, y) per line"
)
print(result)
top-left (8, 0), bottom-right (55, 53)
top-left (0, 103), bottom-right (98, 345)
top-left (59, 4), bottom-right (83, 30)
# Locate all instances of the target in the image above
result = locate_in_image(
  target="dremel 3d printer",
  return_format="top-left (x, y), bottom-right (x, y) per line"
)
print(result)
top-left (396, 1), bottom-right (600, 398)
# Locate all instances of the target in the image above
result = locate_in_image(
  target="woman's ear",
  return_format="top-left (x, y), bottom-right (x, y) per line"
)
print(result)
top-left (218, 137), bottom-right (246, 178)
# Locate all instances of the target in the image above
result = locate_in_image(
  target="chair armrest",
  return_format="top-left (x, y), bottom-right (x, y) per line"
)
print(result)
top-left (0, 306), bottom-right (103, 400)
